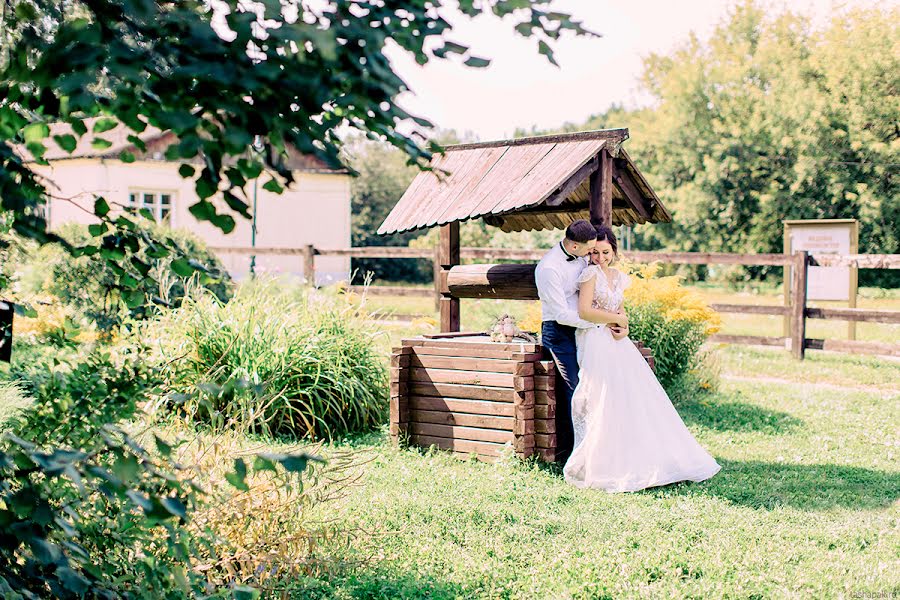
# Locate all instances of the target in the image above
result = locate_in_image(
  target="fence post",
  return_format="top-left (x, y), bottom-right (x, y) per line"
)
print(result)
top-left (304, 244), bottom-right (316, 287)
top-left (791, 250), bottom-right (809, 359)
top-left (432, 243), bottom-right (441, 312)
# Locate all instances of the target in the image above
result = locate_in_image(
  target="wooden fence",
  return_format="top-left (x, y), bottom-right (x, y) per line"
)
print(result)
top-left (210, 246), bottom-right (900, 359)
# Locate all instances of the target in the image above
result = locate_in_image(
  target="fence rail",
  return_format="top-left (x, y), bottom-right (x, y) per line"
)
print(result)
top-left (209, 245), bottom-right (899, 359)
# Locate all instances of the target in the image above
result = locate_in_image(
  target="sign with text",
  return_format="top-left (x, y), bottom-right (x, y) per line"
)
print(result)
top-left (785, 221), bottom-right (856, 301)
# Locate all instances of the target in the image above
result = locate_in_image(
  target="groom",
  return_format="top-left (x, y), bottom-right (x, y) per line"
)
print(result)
top-left (534, 219), bottom-right (599, 463)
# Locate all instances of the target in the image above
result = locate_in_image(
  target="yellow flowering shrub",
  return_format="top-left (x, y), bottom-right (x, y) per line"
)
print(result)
top-left (518, 301), bottom-right (544, 334)
top-left (622, 262), bottom-right (721, 335)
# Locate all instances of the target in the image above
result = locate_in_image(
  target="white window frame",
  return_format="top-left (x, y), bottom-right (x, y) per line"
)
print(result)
top-left (126, 189), bottom-right (175, 225)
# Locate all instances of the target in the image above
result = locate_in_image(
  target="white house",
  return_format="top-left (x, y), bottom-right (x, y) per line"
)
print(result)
top-left (25, 119), bottom-right (351, 284)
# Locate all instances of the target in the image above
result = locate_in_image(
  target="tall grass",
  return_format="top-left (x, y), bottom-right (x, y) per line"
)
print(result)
top-left (146, 279), bottom-right (388, 440)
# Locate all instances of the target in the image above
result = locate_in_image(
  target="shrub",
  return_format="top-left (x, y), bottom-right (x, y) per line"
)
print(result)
top-left (15, 223), bottom-right (232, 333)
top-left (145, 279), bottom-right (388, 440)
top-left (623, 262), bottom-right (721, 391)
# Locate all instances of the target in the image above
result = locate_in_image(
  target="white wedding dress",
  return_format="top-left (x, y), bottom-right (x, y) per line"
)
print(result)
top-left (563, 265), bottom-right (721, 492)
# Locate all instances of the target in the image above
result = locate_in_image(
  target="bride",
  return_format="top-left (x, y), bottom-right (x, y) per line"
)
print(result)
top-left (563, 225), bottom-right (721, 492)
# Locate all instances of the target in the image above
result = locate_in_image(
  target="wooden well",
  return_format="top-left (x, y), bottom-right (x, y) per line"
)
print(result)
top-left (390, 334), bottom-right (656, 462)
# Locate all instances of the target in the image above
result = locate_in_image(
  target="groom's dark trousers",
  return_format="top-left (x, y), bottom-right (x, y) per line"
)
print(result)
top-left (541, 320), bottom-right (579, 464)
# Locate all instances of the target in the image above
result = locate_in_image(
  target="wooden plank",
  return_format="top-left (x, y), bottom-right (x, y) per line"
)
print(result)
top-left (410, 435), bottom-right (509, 457)
top-left (403, 338), bottom-right (540, 353)
top-left (545, 155), bottom-right (598, 206)
top-left (710, 303), bottom-right (790, 316)
top-left (410, 409), bottom-right (514, 431)
top-left (407, 367), bottom-right (528, 389)
top-left (613, 168), bottom-right (652, 222)
top-left (533, 361), bottom-right (555, 376)
top-left (468, 143), bottom-right (559, 218)
top-left (411, 346), bottom-right (540, 361)
top-left (427, 145), bottom-right (511, 227)
top-left (349, 286), bottom-right (432, 298)
top-left (621, 251), bottom-right (792, 267)
top-left (410, 355), bottom-right (524, 373)
top-left (710, 334), bottom-right (787, 347)
top-left (445, 129), bottom-right (628, 151)
top-left (390, 354), bottom-right (411, 368)
top-left (390, 381), bottom-right (408, 396)
top-left (410, 422), bottom-right (515, 444)
top-left (409, 396), bottom-right (516, 416)
top-left (804, 338), bottom-right (900, 357)
top-left (589, 148), bottom-right (613, 227)
top-left (809, 254), bottom-right (900, 269)
top-left (408, 382), bottom-right (516, 402)
top-left (440, 222), bottom-right (461, 333)
top-left (791, 251), bottom-right (809, 359)
top-left (421, 331), bottom-right (487, 339)
top-left (805, 307), bottom-right (900, 324)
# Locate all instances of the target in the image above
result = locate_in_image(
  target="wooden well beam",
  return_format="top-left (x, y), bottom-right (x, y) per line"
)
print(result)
top-left (589, 148), bottom-right (613, 227)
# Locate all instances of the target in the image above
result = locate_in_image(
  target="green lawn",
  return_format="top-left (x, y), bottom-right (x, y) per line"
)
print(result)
top-left (293, 345), bottom-right (899, 599)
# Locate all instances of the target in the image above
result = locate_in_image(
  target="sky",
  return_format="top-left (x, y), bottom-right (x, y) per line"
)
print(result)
top-left (385, 0), bottom-right (884, 141)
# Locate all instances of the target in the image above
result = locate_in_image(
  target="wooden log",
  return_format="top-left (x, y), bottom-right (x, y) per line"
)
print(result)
top-left (791, 251), bottom-right (809, 360)
top-left (709, 303), bottom-right (790, 316)
top-left (535, 389), bottom-right (556, 404)
top-left (303, 244), bottom-right (316, 287)
top-left (389, 397), bottom-right (409, 423)
top-left (409, 355), bottom-right (534, 375)
top-left (349, 286), bottom-right (433, 298)
top-left (534, 448), bottom-right (555, 462)
top-left (513, 389), bottom-right (535, 407)
top-left (390, 381), bottom-right (408, 396)
top-left (613, 165), bottom-right (652, 221)
top-left (439, 222), bottom-right (461, 333)
top-left (408, 382), bottom-right (516, 402)
top-left (804, 338), bottom-right (900, 357)
top-left (535, 419), bottom-right (556, 434)
top-left (445, 264), bottom-right (539, 300)
top-left (805, 307), bottom-right (900, 324)
top-left (534, 404), bottom-right (556, 419)
top-left (534, 375), bottom-right (555, 391)
top-left (407, 368), bottom-right (533, 390)
top-left (535, 434), bottom-right (557, 449)
top-left (621, 251), bottom-right (793, 267)
top-left (390, 354), bottom-right (411, 368)
top-left (409, 396), bottom-right (516, 417)
top-left (590, 148), bottom-right (613, 227)
top-left (410, 435), bottom-right (508, 457)
top-left (409, 410), bottom-right (514, 431)
top-left (533, 361), bottom-right (555, 376)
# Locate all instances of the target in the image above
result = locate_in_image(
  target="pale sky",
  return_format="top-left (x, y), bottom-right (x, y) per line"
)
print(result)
top-left (386, 0), bottom-right (885, 141)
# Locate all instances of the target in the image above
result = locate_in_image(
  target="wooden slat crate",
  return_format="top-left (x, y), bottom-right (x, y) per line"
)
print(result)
top-left (390, 334), bottom-right (656, 463)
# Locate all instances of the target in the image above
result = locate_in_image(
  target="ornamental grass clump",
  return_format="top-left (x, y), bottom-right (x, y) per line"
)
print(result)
top-left (150, 279), bottom-right (387, 440)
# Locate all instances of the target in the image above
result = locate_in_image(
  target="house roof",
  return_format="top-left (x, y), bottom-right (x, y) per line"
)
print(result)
top-left (17, 118), bottom-right (344, 173)
top-left (377, 129), bottom-right (671, 235)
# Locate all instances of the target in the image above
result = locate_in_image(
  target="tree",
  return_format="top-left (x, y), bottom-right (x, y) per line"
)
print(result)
top-left (0, 0), bottom-right (595, 297)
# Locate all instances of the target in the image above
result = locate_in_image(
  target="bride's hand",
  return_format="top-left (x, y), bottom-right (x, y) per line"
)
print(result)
top-left (615, 311), bottom-right (629, 327)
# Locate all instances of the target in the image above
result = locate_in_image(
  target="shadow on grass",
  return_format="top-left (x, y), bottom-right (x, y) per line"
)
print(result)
top-left (284, 566), bottom-right (467, 599)
top-left (673, 390), bottom-right (802, 434)
top-left (648, 459), bottom-right (900, 511)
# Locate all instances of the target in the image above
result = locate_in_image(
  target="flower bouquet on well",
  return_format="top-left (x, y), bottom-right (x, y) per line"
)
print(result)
top-left (489, 314), bottom-right (537, 343)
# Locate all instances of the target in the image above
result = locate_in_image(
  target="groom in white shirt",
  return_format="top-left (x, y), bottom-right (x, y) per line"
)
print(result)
top-left (534, 219), bottom-right (599, 463)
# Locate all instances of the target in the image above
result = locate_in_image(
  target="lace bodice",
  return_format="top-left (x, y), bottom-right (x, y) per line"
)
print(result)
top-left (577, 265), bottom-right (630, 312)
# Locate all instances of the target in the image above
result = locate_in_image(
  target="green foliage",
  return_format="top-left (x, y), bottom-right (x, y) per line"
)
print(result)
top-left (0, 0), bottom-right (592, 302)
top-left (15, 223), bottom-right (232, 332)
top-left (146, 280), bottom-right (388, 440)
top-left (625, 301), bottom-right (709, 391)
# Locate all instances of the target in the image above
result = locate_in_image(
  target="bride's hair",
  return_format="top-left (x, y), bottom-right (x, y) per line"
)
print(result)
top-left (594, 225), bottom-right (619, 262)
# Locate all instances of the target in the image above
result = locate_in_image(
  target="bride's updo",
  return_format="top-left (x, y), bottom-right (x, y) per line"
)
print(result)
top-left (594, 225), bottom-right (619, 262)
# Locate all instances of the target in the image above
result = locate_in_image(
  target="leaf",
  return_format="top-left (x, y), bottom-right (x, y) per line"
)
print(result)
top-left (29, 539), bottom-right (62, 565)
top-left (92, 117), bottom-right (119, 133)
top-left (232, 585), bottom-right (261, 600)
top-left (538, 40), bottom-right (559, 66)
top-left (122, 289), bottom-right (145, 309)
top-left (195, 176), bottom-right (218, 200)
top-left (225, 458), bottom-right (249, 491)
top-left (94, 197), bottom-right (111, 217)
top-left (222, 191), bottom-right (251, 218)
top-left (159, 496), bottom-right (187, 520)
top-left (23, 122), bottom-right (49, 143)
top-left (154, 435), bottom-right (173, 458)
top-left (170, 258), bottom-right (195, 277)
top-left (112, 454), bottom-right (140, 482)
top-left (53, 134), bottom-right (78, 154)
top-left (464, 56), bottom-right (491, 68)
top-left (70, 119), bottom-right (88, 136)
top-left (88, 223), bottom-right (108, 237)
top-left (13, 302), bottom-right (37, 318)
top-left (91, 137), bottom-right (113, 150)
top-left (262, 178), bottom-right (283, 194)
top-left (55, 566), bottom-right (90, 595)
top-left (120, 150), bottom-right (136, 163)
top-left (188, 200), bottom-right (215, 221)
top-left (178, 164), bottom-right (195, 178)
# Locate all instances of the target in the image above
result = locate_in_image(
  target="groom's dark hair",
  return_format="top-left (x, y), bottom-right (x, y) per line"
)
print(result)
top-left (565, 219), bottom-right (597, 243)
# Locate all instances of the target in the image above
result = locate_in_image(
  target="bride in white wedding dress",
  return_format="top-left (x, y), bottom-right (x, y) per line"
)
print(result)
top-left (563, 226), bottom-right (721, 492)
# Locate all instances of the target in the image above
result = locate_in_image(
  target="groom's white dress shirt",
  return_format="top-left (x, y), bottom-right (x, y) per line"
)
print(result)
top-left (534, 242), bottom-right (596, 329)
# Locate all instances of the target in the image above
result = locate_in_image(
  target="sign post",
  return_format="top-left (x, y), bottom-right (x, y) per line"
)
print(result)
top-left (783, 219), bottom-right (859, 340)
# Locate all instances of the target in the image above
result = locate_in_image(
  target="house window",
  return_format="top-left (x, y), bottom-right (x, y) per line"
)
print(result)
top-left (127, 191), bottom-right (174, 224)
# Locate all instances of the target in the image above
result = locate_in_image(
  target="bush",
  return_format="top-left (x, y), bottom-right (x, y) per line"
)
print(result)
top-left (15, 223), bottom-right (232, 333)
top-left (623, 262), bottom-right (722, 391)
top-left (144, 279), bottom-right (388, 440)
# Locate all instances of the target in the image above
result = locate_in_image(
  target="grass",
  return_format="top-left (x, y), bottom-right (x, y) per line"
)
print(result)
top-left (290, 345), bottom-right (899, 599)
